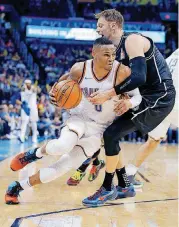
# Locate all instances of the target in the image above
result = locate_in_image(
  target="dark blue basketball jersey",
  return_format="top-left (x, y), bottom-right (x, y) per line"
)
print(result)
top-left (115, 32), bottom-right (176, 134)
top-left (116, 32), bottom-right (173, 94)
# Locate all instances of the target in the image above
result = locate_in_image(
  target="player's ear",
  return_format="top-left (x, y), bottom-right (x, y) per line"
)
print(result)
top-left (110, 22), bottom-right (116, 30)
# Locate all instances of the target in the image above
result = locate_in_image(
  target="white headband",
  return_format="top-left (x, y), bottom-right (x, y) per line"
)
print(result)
top-left (24, 79), bottom-right (32, 84)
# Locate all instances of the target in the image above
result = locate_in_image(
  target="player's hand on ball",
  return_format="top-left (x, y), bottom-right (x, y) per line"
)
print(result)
top-left (88, 90), bottom-right (110, 105)
top-left (114, 99), bottom-right (132, 116)
top-left (49, 82), bottom-right (58, 106)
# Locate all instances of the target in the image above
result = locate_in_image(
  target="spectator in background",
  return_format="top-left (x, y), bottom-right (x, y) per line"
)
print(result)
top-left (0, 104), bottom-right (11, 139)
top-left (14, 79), bottom-right (39, 143)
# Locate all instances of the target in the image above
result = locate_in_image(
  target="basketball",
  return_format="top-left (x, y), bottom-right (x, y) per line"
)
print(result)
top-left (52, 80), bottom-right (82, 109)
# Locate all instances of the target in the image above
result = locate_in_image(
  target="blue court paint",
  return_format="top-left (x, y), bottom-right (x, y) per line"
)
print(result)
top-left (0, 137), bottom-right (45, 162)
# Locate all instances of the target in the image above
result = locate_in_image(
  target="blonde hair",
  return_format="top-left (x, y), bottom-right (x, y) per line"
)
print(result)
top-left (95, 9), bottom-right (124, 28)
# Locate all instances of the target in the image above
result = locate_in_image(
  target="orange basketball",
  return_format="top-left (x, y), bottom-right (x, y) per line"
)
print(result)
top-left (52, 80), bottom-right (82, 109)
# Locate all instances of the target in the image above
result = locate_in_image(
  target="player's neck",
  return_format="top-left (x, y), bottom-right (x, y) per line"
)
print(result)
top-left (110, 30), bottom-right (124, 47)
top-left (93, 63), bottom-right (110, 80)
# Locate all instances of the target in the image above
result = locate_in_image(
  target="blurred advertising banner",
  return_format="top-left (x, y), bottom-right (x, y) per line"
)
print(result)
top-left (26, 25), bottom-right (165, 43)
top-left (26, 26), bottom-right (99, 41)
top-left (21, 16), bottom-right (164, 31)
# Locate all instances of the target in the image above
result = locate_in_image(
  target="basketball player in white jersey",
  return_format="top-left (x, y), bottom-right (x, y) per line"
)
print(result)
top-left (125, 49), bottom-right (179, 186)
top-left (18, 79), bottom-right (38, 143)
top-left (5, 37), bottom-right (142, 205)
top-left (69, 49), bottom-right (178, 189)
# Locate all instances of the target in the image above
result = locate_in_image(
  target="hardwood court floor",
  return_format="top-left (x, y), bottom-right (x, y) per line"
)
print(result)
top-left (0, 141), bottom-right (178, 227)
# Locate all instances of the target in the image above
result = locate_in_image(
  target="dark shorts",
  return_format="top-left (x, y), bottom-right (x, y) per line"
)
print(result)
top-left (132, 81), bottom-right (176, 134)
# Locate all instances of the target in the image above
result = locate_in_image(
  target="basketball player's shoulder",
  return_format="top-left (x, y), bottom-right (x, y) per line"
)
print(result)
top-left (70, 61), bottom-right (86, 82)
top-left (125, 34), bottom-right (146, 56)
top-left (125, 34), bottom-right (144, 47)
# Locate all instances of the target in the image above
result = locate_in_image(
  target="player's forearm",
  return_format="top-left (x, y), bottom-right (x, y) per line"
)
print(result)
top-left (114, 57), bottom-right (147, 95)
top-left (104, 88), bottom-right (117, 99)
top-left (58, 72), bottom-right (70, 82)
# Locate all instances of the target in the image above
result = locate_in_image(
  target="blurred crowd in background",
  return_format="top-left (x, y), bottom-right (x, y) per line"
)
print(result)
top-left (0, 0), bottom-right (178, 143)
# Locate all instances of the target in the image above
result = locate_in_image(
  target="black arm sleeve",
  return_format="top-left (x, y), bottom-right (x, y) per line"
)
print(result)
top-left (114, 56), bottom-right (147, 95)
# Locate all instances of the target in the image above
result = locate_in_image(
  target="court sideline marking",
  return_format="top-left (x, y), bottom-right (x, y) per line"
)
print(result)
top-left (11, 197), bottom-right (178, 227)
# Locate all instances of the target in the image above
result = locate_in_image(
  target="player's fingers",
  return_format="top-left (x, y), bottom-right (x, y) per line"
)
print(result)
top-left (50, 99), bottom-right (57, 105)
top-left (90, 91), bottom-right (99, 98)
top-left (49, 82), bottom-right (57, 95)
top-left (88, 97), bottom-right (96, 103)
top-left (50, 100), bottom-right (58, 107)
top-left (49, 96), bottom-right (56, 101)
top-left (91, 99), bottom-right (102, 105)
top-left (49, 92), bottom-right (55, 98)
top-left (115, 108), bottom-right (125, 116)
top-left (118, 105), bottom-right (128, 115)
top-left (114, 100), bottom-right (124, 109)
top-left (49, 96), bottom-right (58, 105)
top-left (114, 104), bottom-right (124, 112)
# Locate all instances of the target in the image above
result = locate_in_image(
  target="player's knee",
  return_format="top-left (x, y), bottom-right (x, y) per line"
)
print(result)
top-left (68, 146), bottom-right (87, 169)
top-left (66, 118), bottom-right (85, 139)
top-left (46, 139), bottom-right (73, 155)
top-left (78, 136), bottom-right (101, 157)
top-left (103, 128), bottom-right (117, 148)
top-left (103, 130), bottom-right (120, 156)
top-left (103, 128), bottom-right (113, 143)
top-left (105, 146), bottom-right (120, 156)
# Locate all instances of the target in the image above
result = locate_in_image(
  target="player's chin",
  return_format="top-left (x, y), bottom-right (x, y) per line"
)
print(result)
top-left (105, 65), bottom-right (113, 70)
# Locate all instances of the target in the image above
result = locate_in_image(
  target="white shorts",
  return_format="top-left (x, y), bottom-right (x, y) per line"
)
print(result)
top-left (148, 107), bottom-right (178, 140)
top-left (65, 116), bottom-right (107, 157)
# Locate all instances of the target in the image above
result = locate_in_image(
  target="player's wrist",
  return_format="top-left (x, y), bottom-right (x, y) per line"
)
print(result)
top-left (107, 88), bottom-right (116, 99)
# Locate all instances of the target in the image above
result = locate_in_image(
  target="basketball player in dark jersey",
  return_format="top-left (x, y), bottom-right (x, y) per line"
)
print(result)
top-left (82, 9), bottom-right (176, 207)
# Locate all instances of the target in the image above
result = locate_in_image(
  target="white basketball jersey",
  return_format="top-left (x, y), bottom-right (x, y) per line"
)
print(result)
top-left (21, 90), bottom-right (37, 107)
top-left (21, 88), bottom-right (38, 121)
top-left (70, 59), bottom-right (120, 125)
top-left (166, 49), bottom-right (178, 83)
top-left (166, 49), bottom-right (178, 110)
